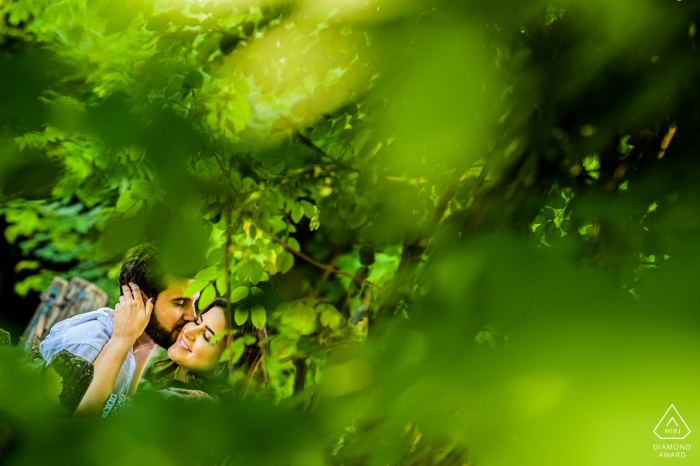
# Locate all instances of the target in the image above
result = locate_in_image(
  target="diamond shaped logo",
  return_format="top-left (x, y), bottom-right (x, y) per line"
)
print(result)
top-left (654, 404), bottom-right (691, 440)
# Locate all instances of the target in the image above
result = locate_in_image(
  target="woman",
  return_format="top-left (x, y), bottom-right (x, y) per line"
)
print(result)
top-left (152, 298), bottom-right (266, 396)
top-left (101, 298), bottom-right (267, 418)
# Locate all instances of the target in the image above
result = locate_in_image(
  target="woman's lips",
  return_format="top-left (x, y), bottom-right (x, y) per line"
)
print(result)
top-left (176, 338), bottom-right (191, 352)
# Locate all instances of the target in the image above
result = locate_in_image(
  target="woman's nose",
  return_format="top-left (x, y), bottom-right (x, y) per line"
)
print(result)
top-left (182, 323), bottom-right (199, 339)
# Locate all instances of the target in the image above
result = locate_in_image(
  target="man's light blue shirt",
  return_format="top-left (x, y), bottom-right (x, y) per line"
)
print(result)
top-left (39, 307), bottom-right (135, 396)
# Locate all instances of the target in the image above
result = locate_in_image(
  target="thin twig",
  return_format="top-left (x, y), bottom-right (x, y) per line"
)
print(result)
top-left (297, 133), bottom-right (358, 172)
top-left (252, 217), bottom-right (372, 287)
top-left (223, 199), bottom-right (233, 300)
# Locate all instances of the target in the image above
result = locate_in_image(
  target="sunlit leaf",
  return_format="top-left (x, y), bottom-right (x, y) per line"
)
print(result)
top-left (199, 284), bottom-right (216, 310)
top-left (184, 279), bottom-right (208, 298)
top-left (195, 266), bottom-right (219, 281)
top-left (234, 307), bottom-right (249, 326)
top-left (250, 304), bottom-right (266, 329)
top-left (229, 285), bottom-right (249, 303)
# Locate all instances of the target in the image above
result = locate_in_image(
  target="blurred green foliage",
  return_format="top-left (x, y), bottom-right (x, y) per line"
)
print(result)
top-left (2, 0), bottom-right (700, 464)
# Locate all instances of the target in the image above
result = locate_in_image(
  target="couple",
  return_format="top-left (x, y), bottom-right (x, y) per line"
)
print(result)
top-left (40, 244), bottom-right (265, 418)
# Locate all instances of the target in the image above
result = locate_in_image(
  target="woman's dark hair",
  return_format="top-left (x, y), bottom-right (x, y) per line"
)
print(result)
top-left (118, 244), bottom-right (167, 299)
top-left (151, 297), bottom-right (268, 398)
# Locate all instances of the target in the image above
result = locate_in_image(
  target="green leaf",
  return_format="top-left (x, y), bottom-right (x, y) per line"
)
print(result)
top-left (182, 71), bottom-right (203, 90)
top-left (230, 338), bottom-right (245, 363)
top-left (234, 307), bottom-right (249, 326)
top-left (229, 93), bottom-right (251, 133)
top-left (250, 286), bottom-right (263, 297)
top-left (129, 145), bottom-right (146, 161)
top-left (248, 260), bottom-right (263, 285)
top-left (250, 304), bottom-right (266, 329)
top-left (280, 301), bottom-right (301, 325)
top-left (146, 12), bottom-right (171, 31)
top-left (104, 9), bottom-right (134, 36)
top-left (195, 266), bottom-right (219, 281)
top-left (287, 237), bottom-right (300, 251)
top-left (354, 266), bottom-right (370, 280)
top-left (123, 199), bottom-right (144, 217)
top-left (301, 200), bottom-right (315, 218)
top-left (319, 304), bottom-right (342, 328)
top-left (116, 190), bottom-right (136, 213)
top-left (220, 34), bottom-right (241, 55)
top-left (131, 180), bottom-right (155, 200)
top-left (236, 261), bottom-right (251, 282)
top-left (199, 284), bottom-right (216, 310)
top-left (298, 305), bottom-right (318, 335)
top-left (277, 251), bottom-right (294, 273)
top-left (230, 285), bottom-right (249, 303)
top-left (206, 248), bottom-right (224, 266)
top-left (291, 204), bottom-right (303, 223)
top-left (349, 212), bottom-right (367, 229)
top-left (271, 161), bottom-right (285, 174)
top-left (310, 121), bottom-right (332, 140)
top-left (184, 279), bottom-right (208, 298)
top-left (208, 329), bottom-right (230, 345)
top-left (359, 245), bottom-right (375, 265)
top-left (43, 366), bottom-right (63, 405)
top-left (549, 193), bottom-right (567, 209)
top-left (215, 274), bottom-right (227, 295)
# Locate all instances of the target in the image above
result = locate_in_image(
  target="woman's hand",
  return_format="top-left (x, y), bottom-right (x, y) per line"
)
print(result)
top-left (112, 282), bottom-right (154, 346)
top-left (74, 282), bottom-right (154, 418)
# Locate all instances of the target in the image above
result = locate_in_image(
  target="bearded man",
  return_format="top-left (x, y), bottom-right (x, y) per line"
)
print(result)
top-left (40, 244), bottom-right (199, 415)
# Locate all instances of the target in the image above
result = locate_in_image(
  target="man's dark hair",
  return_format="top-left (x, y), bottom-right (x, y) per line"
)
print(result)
top-left (118, 244), bottom-right (167, 300)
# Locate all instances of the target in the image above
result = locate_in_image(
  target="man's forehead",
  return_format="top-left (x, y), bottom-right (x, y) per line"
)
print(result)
top-left (162, 275), bottom-right (194, 296)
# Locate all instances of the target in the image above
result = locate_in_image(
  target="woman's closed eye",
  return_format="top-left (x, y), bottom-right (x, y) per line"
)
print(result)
top-left (196, 315), bottom-right (213, 343)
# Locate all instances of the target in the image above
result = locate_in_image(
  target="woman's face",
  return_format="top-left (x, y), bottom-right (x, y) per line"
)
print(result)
top-left (167, 306), bottom-right (227, 373)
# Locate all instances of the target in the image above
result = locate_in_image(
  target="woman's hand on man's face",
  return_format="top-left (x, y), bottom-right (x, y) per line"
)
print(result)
top-left (112, 282), bottom-right (154, 346)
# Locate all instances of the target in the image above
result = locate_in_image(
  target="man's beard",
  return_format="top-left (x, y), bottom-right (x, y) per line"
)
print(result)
top-left (144, 313), bottom-right (183, 348)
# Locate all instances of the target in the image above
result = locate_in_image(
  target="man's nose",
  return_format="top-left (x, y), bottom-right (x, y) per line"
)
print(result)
top-left (182, 302), bottom-right (197, 322)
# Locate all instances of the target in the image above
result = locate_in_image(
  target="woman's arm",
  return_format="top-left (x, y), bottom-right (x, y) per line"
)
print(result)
top-left (73, 283), bottom-right (153, 418)
top-left (73, 337), bottom-right (133, 418)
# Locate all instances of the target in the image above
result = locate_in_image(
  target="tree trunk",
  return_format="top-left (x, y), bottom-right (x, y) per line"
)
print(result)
top-left (20, 277), bottom-right (107, 352)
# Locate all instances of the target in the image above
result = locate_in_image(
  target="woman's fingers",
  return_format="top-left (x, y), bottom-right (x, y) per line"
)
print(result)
top-left (122, 284), bottom-right (134, 304)
top-left (139, 291), bottom-right (151, 316)
top-left (145, 296), bottom-right (154, 320)
top-left (129, 282), bottom-right (144, 308)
